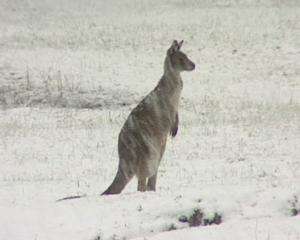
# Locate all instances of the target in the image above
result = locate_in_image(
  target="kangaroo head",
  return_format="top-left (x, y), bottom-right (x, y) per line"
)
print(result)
top-left (167, 40), bottom-right (195, 72)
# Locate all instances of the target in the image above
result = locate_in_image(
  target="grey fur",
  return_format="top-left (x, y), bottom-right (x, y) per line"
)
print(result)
top-left (102, 40), bottom-right (195, 195)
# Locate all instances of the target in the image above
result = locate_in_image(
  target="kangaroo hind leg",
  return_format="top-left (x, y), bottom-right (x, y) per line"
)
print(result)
top-left (147, 173), bottom-right (157, 191)
top-left (137, 177), bottom-right (147, 192)
top-left (146, 140), bottom-right (165, 192)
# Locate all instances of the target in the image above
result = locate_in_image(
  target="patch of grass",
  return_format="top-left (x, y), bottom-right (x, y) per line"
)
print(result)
top-left (178, 215), bottom-right (188, 223)
top-left (167, 223), bottom-right (177, 231)
top-left (178, 208), bottom-right (222, 227)
top-left (0, 68), bottom-right (138, 110)
top-left (288, 195), bottom-right (299, 216)
top-left (203, 213), bottom-right (222, 225)
top-left (188, 209), bottom-right (204, 227)
top-left (291, 208), bottom-right (298, 216)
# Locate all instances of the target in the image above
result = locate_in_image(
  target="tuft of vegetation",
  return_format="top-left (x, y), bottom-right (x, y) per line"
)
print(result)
top-left (178, 208), bottom-right (222, 227)
top-left (0, 68), bottom-right (138, 110)
top-left (291, 208), bottom-right (298, 216)
top-left (188, 209), bottom-right (204, 227)
top-left (288, 195), bottom-right (299, 216)
top-left (167, 223), bottom-right (177, 231)
top-left (203, 213), bottom-right (222, 225)
top-left (178, 215), bottom-right (188, 223)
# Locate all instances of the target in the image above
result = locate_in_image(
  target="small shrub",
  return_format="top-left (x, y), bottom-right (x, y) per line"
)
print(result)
top-left (178, 215), bottom-right (188, 223)
top-left (288, 195), bottom-right (299, 216)
top-left (167, 223), bottom-right (177, 231)
top-left (188, 209), bottom-right (203, 227)
top-left (291, 208), bottom-right (298, 216)
top-left (178, 209), bottom-right (222, 227)
top-left (203, 213), bottom-right (222, 225)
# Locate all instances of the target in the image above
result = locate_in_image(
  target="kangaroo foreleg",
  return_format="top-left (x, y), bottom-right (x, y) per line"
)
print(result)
top-left (170, 113), bottom-right (179, 137)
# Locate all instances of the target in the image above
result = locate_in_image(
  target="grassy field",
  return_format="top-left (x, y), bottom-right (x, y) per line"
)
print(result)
top-left (0, 0), bottom-right (299, 239)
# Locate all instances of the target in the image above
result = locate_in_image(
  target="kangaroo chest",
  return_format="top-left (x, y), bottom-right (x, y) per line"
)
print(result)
top-left (163, 76), bottom-right (183, 112)
top-left (169, 86), bottom-right (182, 111)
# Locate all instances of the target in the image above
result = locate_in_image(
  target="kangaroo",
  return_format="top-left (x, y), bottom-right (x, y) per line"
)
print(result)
top-left (102, 40), bottom-right (195, 195)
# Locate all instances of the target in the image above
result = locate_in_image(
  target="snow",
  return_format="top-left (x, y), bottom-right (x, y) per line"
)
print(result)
top-left (0, 0), bottom-right (299, 240)
top-left (133, 217), bottom-right (300, 240)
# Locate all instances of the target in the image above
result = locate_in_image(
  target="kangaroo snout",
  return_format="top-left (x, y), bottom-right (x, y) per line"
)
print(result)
top-left (189, 62), bottom-right (196, 71)
top-left (186, 60), bottom-right (195, 71)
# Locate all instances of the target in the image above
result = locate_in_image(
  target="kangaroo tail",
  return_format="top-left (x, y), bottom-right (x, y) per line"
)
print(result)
top-left (101, 168), bottom-right (130, 195)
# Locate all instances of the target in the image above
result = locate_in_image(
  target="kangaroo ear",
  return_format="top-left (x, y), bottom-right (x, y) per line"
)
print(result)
top-left (178, 40), bottom-right (184, 49)
top-left (168, 40), bottom-right (180, 55)
top-left (172, 40), bottom-right (179, 47)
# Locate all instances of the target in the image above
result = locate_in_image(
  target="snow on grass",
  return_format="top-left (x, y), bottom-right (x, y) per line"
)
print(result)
top-left (0, 0), bottom-right (299, 239)
top-left (133, 217), bottom-right (300, 240)
top-left (0, 106), bottom-right (299, 240)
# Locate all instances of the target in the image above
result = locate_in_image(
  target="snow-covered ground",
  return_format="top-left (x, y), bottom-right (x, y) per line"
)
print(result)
top-left (0, 0), bottom-right (299, 239)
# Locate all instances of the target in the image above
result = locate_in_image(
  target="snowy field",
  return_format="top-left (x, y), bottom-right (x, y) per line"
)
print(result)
top-left (0, 0), bottom-right (299, 239)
